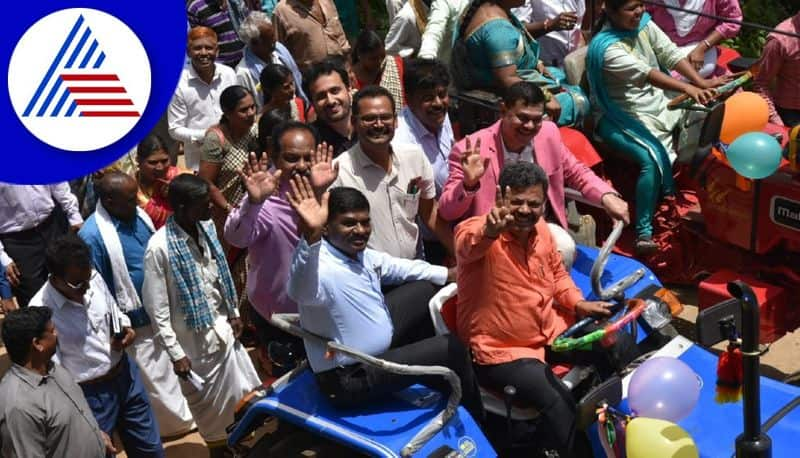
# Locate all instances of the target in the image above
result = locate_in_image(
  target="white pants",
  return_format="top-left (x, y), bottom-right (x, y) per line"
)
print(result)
top-left (180, 340), bottom-right (261, 443)
top-left (127, 325), bottom-right (195, 437)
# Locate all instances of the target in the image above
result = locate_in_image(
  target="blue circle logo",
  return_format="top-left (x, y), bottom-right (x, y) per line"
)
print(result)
top-left (3, 1), bottom-right (186, 183)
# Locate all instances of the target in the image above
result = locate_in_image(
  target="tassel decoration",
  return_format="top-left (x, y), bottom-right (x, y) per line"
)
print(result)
top-left (715, 342), bottom-right (743, 403)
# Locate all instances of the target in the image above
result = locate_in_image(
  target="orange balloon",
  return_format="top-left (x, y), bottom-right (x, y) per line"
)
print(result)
top-left (720, 91), bottom-right (770, 144)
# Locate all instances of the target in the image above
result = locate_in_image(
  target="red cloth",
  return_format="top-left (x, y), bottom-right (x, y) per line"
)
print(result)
top-left (559, 126), bottom-right (602, 168)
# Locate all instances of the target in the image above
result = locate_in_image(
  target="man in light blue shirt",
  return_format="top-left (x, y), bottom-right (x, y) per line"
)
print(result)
top-left (392, 58), bottom-right (454, 197)
top-left (392, 59), bottom-right (455, 264)
top-left (287, 182), bottom-right (482, 420)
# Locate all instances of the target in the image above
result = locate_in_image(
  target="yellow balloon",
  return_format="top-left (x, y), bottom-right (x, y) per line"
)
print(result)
top-left (626, 417), bottom-right (699, 458)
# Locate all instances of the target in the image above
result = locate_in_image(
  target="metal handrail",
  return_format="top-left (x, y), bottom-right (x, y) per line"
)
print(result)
top-left (270, 313), bottom-right (461, 457)
top-left (590, 220), bottom-right (645, 300)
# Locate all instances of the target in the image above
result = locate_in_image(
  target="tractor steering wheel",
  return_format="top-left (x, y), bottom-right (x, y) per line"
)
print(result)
top-left (551, 220), bottom-right (646, 352)
top-left (551, 299), bottom-right (647, 352)
top-left (667, 70), bottom-right (752, 111)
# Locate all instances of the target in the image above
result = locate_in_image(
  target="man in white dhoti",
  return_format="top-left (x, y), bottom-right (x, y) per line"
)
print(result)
top-left (78, 172), bottom-right (195, 438)
top-left (142, 174), bottom-right (261, 457)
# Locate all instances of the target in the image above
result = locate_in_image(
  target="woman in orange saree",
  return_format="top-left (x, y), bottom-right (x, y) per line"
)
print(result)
top-left (136, 134), bottom-right (190, 229)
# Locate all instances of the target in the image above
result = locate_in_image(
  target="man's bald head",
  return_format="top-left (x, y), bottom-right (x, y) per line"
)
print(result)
top-left (98, 172), bottom-right (139, 223)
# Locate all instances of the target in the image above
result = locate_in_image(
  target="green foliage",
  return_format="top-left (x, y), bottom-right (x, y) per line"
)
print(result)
top-left (724, 0), bottom-right (790, 57)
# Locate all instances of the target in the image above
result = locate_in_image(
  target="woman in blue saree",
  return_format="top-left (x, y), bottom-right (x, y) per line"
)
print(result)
top-left (451, 0), bottom-right (589, 127)
top-left (586, 0), bottom-right (727, 254)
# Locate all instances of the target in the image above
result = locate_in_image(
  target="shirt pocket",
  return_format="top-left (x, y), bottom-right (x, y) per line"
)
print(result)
top-left (389, 186), bottom-right (420, 222)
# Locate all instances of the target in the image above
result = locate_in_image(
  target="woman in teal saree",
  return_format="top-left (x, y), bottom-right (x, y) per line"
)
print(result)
top-left (451, 0), bottom-right (589, 127)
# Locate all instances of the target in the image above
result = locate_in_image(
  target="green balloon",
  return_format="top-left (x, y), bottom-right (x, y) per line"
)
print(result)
top-left (726, 132), bottom-right (783, 179)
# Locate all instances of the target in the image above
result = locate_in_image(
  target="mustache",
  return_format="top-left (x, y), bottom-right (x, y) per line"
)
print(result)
top-left (367, 126), bottom-right (391, 136)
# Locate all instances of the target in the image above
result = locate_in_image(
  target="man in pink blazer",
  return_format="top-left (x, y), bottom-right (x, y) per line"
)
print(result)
top-left (439, 82), bottom-right (629, 233)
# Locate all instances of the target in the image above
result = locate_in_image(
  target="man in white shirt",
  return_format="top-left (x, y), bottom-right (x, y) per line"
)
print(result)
top-left (0, 183), bottom-right (83, 308)
top-left (333, 86), bottom-right (453, 259)
top-left (142, 174), bottom-right (260, 458)
top-left (30, 234), bottom-right (164, 457)
top-left (417, 0), bottom-right (470, 64)
top-left (286, 182), bottom-right (483, 421)
top-left (168, 26), bottom-right (237, 171)
top-left (513, 0), bottom-right (586, 67)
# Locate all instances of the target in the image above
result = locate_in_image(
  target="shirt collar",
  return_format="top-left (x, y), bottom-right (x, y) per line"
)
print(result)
top-left (499, 219), bottom-right (544, 249)
top-left (187, 63), bottom-right (221, 84)
top-left (350, 143), bottom-right (397, 172)
top-left (45, 274), bottom-right (96, 310)
top-left (322, 238), bottom-right (365, 266)
top-left (401, 107), bottom-right (438, 140)
top-left (10, 362), bottom-right (55, 387)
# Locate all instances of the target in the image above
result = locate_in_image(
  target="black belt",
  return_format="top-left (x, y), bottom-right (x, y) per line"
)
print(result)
top-left (0, 209), bottom-right (59, 239)
top-left (79, 357), bottom-right (125, 386)
top-left (126, 307), bottom-right (151, 329)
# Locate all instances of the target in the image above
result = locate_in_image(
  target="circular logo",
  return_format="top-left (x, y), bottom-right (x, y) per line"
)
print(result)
top-left (8, 8), bottom-right (150, 151)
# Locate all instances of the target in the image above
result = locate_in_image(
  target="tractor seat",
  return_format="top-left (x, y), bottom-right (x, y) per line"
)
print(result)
top-left (428, 284), bottom-right (594, 421)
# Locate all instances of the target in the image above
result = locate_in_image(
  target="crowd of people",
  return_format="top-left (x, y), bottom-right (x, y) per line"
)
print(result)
top-left (1, 0), bottom-right (798, 457)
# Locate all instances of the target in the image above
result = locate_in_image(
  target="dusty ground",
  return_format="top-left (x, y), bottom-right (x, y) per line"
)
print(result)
top-left (1, 285), bottom-right (798, 457)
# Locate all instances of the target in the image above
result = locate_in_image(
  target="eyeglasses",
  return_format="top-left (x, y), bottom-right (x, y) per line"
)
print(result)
top-left (357, 113), bottom-right (395, 125)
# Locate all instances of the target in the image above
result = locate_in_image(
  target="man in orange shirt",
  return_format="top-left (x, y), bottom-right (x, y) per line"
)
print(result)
top-left (454, 161), bottom-right (638, 455)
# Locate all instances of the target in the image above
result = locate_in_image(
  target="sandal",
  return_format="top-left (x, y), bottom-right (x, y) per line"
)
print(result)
top-left (635, 236), bottom-right (659, 256)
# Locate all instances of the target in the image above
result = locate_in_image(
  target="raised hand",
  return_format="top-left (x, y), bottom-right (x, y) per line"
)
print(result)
top-left (287, 175), bottom-right (329, 243)
top-left (238, 152), bottom-right (282, 205)
top-left (309, 142), bottom-right (339, 192)
top-left (484, 185), bottom-right (515, 239)
top-left (460, 136), bottom-right (488, 190)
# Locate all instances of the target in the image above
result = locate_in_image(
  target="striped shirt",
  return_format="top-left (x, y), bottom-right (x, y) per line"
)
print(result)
top-left (187, 0), bottom-right (246, 67)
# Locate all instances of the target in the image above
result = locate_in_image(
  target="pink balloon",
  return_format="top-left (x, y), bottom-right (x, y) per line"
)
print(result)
top-left (629, 357), bottom-right (701, 422)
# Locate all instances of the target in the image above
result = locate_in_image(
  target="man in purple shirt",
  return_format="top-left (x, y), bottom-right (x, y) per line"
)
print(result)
top-left (224, 121), bottom-right (338, 370)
